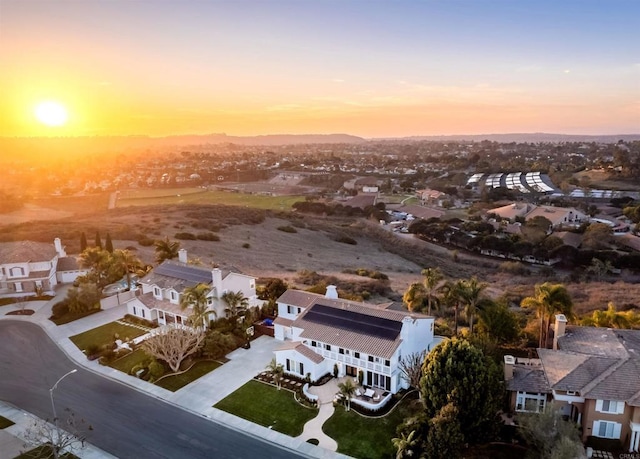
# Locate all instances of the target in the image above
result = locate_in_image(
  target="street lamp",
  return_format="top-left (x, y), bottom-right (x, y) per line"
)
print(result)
top-left (50, 369), bottom-right (77, 425)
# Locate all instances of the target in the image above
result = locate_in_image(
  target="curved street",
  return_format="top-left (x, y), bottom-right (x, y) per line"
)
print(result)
top-left (0, 320), bottom-right (303, 459)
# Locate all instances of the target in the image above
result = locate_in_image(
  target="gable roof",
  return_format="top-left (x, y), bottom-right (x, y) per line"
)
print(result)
top-left (280, 289), bottom-right (430, 359)
top-left (0, 241), bottom-right (58, 264)
top-left (140, 260), bottom-right (215, 291)
top-left (538, 326), bottom-right (640, 405)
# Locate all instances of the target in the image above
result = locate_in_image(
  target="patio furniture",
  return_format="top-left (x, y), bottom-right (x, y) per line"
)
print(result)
top-left (355, 389), bottom-right (362, 397)
top-left (364, 388), bottom-right (375, 398)
top-left (373, 394), bottom-right (381, 401)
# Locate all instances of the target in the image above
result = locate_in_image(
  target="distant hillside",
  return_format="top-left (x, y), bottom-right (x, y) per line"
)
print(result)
top-left (397, 133), bottom-right (640, 143)
top-left (161, 133), bottom-right (367, 146)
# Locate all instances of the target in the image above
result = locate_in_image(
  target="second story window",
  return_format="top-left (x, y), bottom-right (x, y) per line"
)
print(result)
top-left (325, 344), bottom-right (331, 351)
top-left (368, 356), bottom-right (374, 362)
top-left (339, 348), bottom-right (345, 355)
top-left (597, 400), bottom-right (624, 414)
top-left (354, 352), bottom-right (360, 359)
top-left (153, 287), bottom-right (161, 298)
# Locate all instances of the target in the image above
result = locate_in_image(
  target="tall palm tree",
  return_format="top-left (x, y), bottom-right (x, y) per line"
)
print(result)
top-left (154, 237), bottom-right (180, 264)
top-left (337, 379), bottom-right (357, 411)
top-left (442, 279), bottom-right (467, 336)
top-left (403, 282), bottom-right (426, 312)
top-left (521, 282), bottom-right (573, 348)
top-left (222, 290), bottom-right (249, 324)
top-left (112, 249), bottom-right (142, 291)
top-left (180, 283), bottom-right (214, 330)
top-left (266, 358), bottom-right (284, 390)
top-left (460, 276), bottom-right (488, 334)
top-left (79, 247), bottom-right (110, 287)
top-left (421, 267), bottom-right (443, 316)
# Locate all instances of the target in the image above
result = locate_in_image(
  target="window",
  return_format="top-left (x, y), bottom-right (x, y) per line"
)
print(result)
top-left (385, 360), bottom-right (390, 367)
top-left (325, 344), bottom-right (331, 351)
top-left (339, 348), bottom-right (345, 355)
top-left (354, 352), bottom-right (360, 359)
top-left (153, 287), bottom-right (161, 297)
top-left (170, 291), bottom-right (178, 302)
top-left (141, 309), bottom-right (145, 318)
top-left (133, 306), bottom-right (137, 316)
top-left (286, 359), bottom-right (291, 371)
top-left (298, 362), bottom-right (304, 375)
top-left (250, 281), bottom-right (255, 289)
top-left (515, 392), bottom-right (546, 413)
top-left (368, 356), bottom-right (374, 362)
top-left (594, 421), bottom-right (622, 439)
top-left (596, 400), bottom-right (624, 415)
top-left (311, 341), bottom-right (317, 347)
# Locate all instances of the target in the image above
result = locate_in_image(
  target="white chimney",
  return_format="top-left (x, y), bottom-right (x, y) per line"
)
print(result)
top-left (178, 249), bottom-right (188, 264)
top-left (325, 285), bottom-right (338, 299)
top-left (53, 238), bottom-right (66, 257)
top-left (212, 268), bottom-right (223, 298)
top-left (553, 314), bottom-right (567, 350)
top-left (504, 355), bottom-right (515, 381)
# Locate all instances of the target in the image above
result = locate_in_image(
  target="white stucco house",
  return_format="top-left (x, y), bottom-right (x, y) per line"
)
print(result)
top-left (0, 238), bottom-right (85, 298)
top-left (273, 286), bottom-right (436, 395)
top-left (126, 249), bottom-right (259, 327)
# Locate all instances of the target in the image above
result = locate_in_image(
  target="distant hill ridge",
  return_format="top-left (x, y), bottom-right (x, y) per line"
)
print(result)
top-left (397, 133), bottom-right (640, 143)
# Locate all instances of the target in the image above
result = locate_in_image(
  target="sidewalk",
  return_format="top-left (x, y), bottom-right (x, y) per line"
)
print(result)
top-left (0, 289), bottom-right (350, 459)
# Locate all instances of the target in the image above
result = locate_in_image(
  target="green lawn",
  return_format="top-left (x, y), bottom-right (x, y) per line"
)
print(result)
top-left (155, 360), bottom-right (222, 392)
top-left (117, 189), bottom-right (305, 210)
top-left (214, 380), bottom-right (318, 436)
top-left (0, 415), bottom-right (15, 429)
top-left (109, 348), bottom-right (149, 374)
top-left (322, 395), bottom-right (419, 459)
top-left (69, 321), bottom-right (147, 351)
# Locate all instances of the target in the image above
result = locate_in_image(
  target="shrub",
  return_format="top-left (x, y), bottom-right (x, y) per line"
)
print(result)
top-left (277, 225), bottom-right (297, 233)
top-left (242, 243), bottom-right (250, 249)
top-left (196, 232), bottom-right (220, 241)
top-left (137, 236), bottom-right (155, 247)
top-left (148, 359), bottom-right (165, 382)
top-left (50, 300), bottom-right (70, 320)
top-left (499, 261), bottom-right (529, 276)
top-left (334, 235), bottom-right (357, 245)
top-left (174, 232), bottom-right (197, 240)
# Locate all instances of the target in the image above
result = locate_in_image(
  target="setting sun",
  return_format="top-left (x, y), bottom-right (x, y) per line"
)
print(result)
top-left (34, 101), bottom-right (68, 127)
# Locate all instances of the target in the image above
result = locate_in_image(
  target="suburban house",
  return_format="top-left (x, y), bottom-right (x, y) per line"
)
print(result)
top-left (0, 238), bottom-right (84, 298)
top-left (488, 203), bottom-right (588, 229)
top-left (416, 188), bottom-right (447, 207)
top-left (505, 314), bottom-right (640, 452)
top-left (126, 249), bottom-right (259, 327)
top-left (273, 286), bottom-right (436, 396)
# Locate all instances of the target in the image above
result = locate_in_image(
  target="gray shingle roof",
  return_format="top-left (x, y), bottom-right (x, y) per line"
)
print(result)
top-left (537, 326), bottom-right (640, 406)
top-left (507, 365), bottom-right (550, 394)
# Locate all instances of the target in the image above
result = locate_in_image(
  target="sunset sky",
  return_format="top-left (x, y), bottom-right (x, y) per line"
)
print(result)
top-left (1, 0), bottom-right (638, 138)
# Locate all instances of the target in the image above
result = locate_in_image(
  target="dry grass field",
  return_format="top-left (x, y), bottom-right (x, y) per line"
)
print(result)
top-left (0, 195), bottom-right (638, 312)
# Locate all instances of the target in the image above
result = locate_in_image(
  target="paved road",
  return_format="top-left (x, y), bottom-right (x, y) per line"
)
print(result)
top-left (0, 321), bottom-right (303, 459)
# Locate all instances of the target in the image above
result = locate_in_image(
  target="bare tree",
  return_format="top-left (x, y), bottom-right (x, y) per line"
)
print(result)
top-left (399, 350), bottom-right (426, 399)
top-left (22, 409), bottom-right (91, 459)
top-left (142, 326), bottom-right (205, 373)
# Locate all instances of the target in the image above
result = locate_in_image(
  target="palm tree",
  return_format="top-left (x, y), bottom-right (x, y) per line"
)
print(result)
top-left (582, 302), bottom-right (632, 329)
top-left (521, 282), bottom-right (573, 348)
top-left (460, 276), bottom-right (488, 334)
top-left (392, 430), bottom-right (418, 459)
top-left (180, 283), bottom-right (214, 330)
top-left (337, 379), bottom-right (357, 411)
top-left (403, 283), bottom-right (426, 312)
top-left (79, 247), bottom-right (110, 287)
top-left (154, 237), bottom-right (180, 264)
top-left (421, 267), bottom-right (443, 316)
top-left (222, 290), bottom-right (249, 324)
top-left (442, 279), bottom-right (467, 336)
top-left (112, 249), bottom-right (142, 291)
top-left (266, 358), bottom-right (284, 390)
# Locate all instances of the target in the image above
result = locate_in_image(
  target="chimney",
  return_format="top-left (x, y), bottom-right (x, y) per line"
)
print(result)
top-left (325, 285), bottom-right (338, 299)
top-left (178, 249), bottom-right (188, 264)
top-left (504, 355), bottom-right (515, 381)
top-left (212, 268), bottom-right (223, 298)
top-left (53, 238), bottom-right (66, 257)
top-left (553, 314), bottom-right (567, 350)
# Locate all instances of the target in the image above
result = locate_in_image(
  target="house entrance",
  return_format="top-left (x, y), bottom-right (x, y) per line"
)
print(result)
top-left (346, 365), bottom-right (358, 377)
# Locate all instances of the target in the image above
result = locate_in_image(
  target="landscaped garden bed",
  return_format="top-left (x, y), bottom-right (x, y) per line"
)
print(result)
top-left (214, 380), bottom-right (317, 436)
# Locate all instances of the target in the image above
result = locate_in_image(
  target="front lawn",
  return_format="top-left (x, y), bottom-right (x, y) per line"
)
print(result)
top-left (69, 321), bottom-right (147, 351)
top-left (0, 415), bottom-right (15, 429)
top-left (323, 394), bottom-right (419, 459)
top-left (214, 380), bottom-right (317, 436)
top-left (108, 349), bottom-right (149, 374)
top-left (156, 360), bottom-right (221, 391)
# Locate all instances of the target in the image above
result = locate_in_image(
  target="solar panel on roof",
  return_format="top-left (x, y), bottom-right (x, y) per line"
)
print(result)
top-left (304, 303), bottom-right (402, 341)
top-left (153, 262), bottom-right (212, 284)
